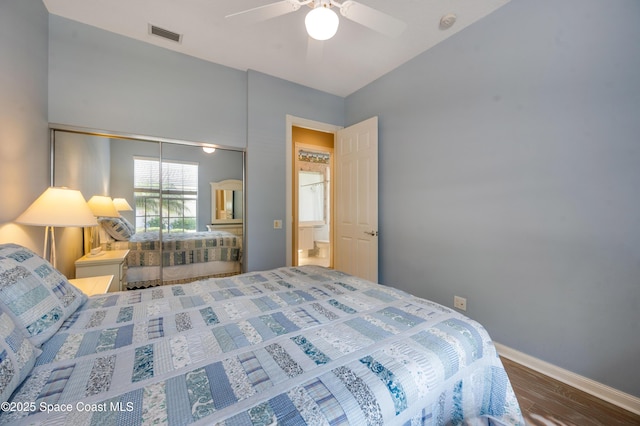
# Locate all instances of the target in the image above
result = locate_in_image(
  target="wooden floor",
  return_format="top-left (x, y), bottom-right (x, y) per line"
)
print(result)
top-left (500, 357), bottom-right (640, 426)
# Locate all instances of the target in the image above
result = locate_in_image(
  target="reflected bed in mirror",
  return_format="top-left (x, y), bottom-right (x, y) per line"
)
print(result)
top-left (52, 126), bottom-right (245, 288)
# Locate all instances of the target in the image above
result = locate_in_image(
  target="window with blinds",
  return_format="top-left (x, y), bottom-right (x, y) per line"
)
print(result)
top-left (134, 157), bottom-right (198, 233)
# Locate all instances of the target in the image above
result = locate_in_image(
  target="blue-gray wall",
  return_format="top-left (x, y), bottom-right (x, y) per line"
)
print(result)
top-left (246, 70), bottom-right (344, 271)
top-left (47, 16), bottom-right (345, 274)
top-left (54, 132), bottom-right (112, 199)
top-left (346, 0), bottom-right (640, 397)
top-left (0, 0), bottom-right (50, 250)
top-left (48, 15), bottom-right (247, 148)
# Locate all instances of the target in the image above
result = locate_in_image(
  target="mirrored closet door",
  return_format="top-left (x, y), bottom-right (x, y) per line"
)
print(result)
top-left (52, 128), bottom-right (245, 289)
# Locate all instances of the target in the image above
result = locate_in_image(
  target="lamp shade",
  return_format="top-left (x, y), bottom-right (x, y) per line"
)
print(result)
top-left (305, 7), bottom-right (339, 41)
top-left (112, 198), bottom-right (133, 211)
top-left (87, 195), bottom-right (120, 218)
top-left (15, 187), bottom-right (97, 227)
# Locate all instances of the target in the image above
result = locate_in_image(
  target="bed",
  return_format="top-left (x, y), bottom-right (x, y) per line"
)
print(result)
top-left (99, 217), bottom-right (243, 289)
top-left (0, 243), bottom-right (524, 425)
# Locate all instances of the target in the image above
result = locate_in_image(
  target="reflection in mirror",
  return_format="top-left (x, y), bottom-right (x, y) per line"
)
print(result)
top-left (299, 171), bottom-right (326, 223)
top-left (211, 179), bottom-right (243, 223)
top-left (215, 189), bottom-right (241, 220)
top-left (53, 129), bottom-right (245, 289)
top-left (295, 146), bottom-right (331, 269)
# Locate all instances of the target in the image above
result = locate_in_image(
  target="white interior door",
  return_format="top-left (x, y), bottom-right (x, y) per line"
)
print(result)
top-left (335, 116), bottom-right (378, 282)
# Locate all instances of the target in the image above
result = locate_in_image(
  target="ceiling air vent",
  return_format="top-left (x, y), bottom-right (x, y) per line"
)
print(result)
top-left (148, 24), bottom-right (182, 43)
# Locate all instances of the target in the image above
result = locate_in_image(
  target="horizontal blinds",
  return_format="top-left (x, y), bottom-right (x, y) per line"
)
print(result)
top-left (134, 158), bottom-right (198, 195)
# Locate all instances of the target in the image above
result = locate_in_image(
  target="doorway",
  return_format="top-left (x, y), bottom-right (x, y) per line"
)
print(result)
top-left (292, 127), bottom-right (334, 267)
top-left (286, 116), bottom-right (341, 267)
top-left (285, 115), bottom-right (378, 281)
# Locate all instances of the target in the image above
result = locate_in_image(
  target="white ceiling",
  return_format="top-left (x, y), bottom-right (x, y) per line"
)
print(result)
top-left (43, 0), bottom-right (511, 97)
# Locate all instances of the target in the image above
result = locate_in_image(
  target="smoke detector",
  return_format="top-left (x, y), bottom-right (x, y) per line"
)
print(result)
top-left (439, 13), bottom-right (457, 30)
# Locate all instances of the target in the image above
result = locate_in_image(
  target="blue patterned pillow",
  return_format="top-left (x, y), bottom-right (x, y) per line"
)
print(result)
top-left (119, 215), bottom-right (136, 235)
top-left (0, 311), bottom-right (41, 402)
top-left (0, 244), bottom-right (87, 347)
top-left (99, 216), bottom-right (133, 241)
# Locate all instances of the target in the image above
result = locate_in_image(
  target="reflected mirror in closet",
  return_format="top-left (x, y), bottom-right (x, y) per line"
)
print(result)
top-left (208, 179), bottom-right (244, 238)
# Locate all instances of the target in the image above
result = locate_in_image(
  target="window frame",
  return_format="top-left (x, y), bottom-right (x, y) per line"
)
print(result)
top-left (133, 156), bottom-right (199, 233)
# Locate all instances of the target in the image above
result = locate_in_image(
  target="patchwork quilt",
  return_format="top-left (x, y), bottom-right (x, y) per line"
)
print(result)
top-left (1, 266), bottom-right (523, 425)
top-left (103, 231), bottom-right (242, 267)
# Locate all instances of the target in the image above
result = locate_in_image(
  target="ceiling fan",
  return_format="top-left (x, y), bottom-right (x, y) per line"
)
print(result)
top-left (226, 0), bottom-right (406, 41)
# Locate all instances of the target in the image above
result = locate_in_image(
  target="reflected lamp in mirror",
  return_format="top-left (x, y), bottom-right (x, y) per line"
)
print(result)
top-left (15, 187), bottom-right (97, 268)
top-left (113, 198), bottom-right (133, 211)
top-left (87, 196), bottom-right (119, 217)
top-left (210, 179), bottom-right (243, 224)
top-left (87, 195), bottom-right (120, 255)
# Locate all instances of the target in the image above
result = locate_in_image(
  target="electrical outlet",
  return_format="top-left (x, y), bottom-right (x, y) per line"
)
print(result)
top-left (273, 220), bottom-right (282, 229)
top-left (454, 296), bottom-right (467, 311)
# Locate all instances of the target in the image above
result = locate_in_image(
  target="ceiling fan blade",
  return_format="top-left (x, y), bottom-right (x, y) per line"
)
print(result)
top-left (338, 0), bottom-right (406, 37)
top-left (306, 37), bottom-right (324, 64)
top-left (226, 0), bottom-right (302, 24)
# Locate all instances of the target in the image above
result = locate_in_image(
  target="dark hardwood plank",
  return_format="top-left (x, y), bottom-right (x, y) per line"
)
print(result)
top-left (500, 356), bottom-right (640, 426)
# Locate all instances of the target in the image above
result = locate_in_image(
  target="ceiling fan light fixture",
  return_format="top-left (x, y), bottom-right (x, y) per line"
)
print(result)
top-left (305, 6), bottom-right (339, 41)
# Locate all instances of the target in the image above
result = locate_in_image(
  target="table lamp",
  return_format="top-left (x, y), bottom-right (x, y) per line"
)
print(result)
top-left (15, 187), bottom-right (97, 268)
top-left (112, 198), bottom-right (133, 211)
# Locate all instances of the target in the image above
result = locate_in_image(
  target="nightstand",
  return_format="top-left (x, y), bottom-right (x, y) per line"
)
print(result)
top-left (68, 275), bottom-right (115, 296)
top-left (75, 249), bottom-right (129, 292)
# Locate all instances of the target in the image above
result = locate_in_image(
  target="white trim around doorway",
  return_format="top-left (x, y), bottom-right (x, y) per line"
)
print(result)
top-left (285, 115), bottom-right (342, 266)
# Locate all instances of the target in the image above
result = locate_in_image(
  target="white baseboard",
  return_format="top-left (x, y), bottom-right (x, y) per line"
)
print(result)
top-left (494, 342), bottom-right (640, 416)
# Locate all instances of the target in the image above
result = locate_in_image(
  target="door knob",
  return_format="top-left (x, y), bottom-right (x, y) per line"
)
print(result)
top-left (364, 230), bottom-right (378, 236)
